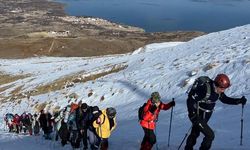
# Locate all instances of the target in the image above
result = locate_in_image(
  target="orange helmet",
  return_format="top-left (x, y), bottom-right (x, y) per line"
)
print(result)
top-left (214, 74), bottom-right (230, 88)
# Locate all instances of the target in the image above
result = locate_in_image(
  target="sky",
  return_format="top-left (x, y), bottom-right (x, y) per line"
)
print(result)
top-left (0, 24), bottom-right (250, 150)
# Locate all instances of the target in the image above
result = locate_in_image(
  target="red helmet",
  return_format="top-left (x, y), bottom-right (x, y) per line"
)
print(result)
top-left (214, 74), bottom-right (230, 88)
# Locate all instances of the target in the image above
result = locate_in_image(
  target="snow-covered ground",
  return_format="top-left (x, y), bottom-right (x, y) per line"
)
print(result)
top-left (0, 25), bottom-right (250, 150)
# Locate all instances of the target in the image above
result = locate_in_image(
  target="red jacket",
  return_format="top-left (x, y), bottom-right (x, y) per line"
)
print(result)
top-left (140, 99), bottom-right (172, 129)
top-left (13, 115), bottom-right (21, 125)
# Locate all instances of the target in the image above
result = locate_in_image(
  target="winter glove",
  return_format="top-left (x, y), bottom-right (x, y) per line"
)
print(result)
top-left (96, 117), bottom-right (101, 124)
top-left (240, 96), bottom-right (247, 105)
top-left (80, 129), bottom-right (84, 134)
top-left (149, 105), bottom-right (157, 113)
top-left (169, 100), bottom-right (175, 107)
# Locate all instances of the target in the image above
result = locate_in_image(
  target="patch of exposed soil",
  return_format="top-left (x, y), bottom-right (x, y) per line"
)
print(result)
top-left (0, 72), bottom-right (30, 85)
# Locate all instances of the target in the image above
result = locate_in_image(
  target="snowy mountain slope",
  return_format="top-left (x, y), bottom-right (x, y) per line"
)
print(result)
top-left (0, 25), bottom-right (250, 150)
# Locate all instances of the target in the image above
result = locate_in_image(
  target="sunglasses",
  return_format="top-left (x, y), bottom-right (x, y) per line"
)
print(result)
top-left (215, 83), bottom-right (230, 89)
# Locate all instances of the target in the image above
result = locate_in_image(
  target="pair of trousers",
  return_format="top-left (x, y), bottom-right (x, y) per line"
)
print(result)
top-left (185, 120), bottom-right (215, 150)
top-left (140, 127), bottom-right (156, 150)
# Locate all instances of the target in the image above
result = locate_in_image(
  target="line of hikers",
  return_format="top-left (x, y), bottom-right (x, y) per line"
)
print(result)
top-left (4, 112), bottom-right (39, 135)
top-left (3, 74), bottom-right (248, 150)
top-left (4, 103), bottom-right (117, 150)
top-left (53, 103), bottom-right (117, 150)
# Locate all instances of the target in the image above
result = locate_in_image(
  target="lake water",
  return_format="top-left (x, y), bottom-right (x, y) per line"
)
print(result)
top-left (55, 0), bottom-right (250, 32)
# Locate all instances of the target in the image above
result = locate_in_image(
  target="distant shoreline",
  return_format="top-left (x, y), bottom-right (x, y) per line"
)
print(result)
top-left (0, 0), bottom-right (205, 59)
top-left (52, 0), bottom-right (250, 33)
top-left (51, 0), bottom-right (147, 32)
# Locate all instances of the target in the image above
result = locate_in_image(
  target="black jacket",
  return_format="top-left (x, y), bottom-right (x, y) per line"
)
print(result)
top-left (76, 106), bottom-right (97, 130)
top-left (75, 107), bottom-right (88, 130)
top-left (187, 78), bottom-right (241, 122)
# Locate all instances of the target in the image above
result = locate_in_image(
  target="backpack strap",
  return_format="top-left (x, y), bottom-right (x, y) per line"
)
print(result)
top-left (101, 113), bottom-right (105, 125)
top-left (201, 81), bottom-right (211, 103)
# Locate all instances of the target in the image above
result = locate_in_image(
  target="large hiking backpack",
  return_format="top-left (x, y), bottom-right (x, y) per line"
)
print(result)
top-left (68, 111), bottom-right (77, 130)
top-left (5, 113), bottom-right (14, 121)
top-left (138, 103), bottom-right (147, 121)
top-left (190, 76), bottom-right (212, 102)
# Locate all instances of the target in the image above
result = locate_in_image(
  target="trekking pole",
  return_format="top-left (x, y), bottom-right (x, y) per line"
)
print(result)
top-left (3, 119), bottom-right (6, 131)
top-left (155, 125), bottom-right (159, 150)
top-left (167, 98), bottom-right (174, 148)
top-left (178, 126), bottom-right (192, 150)
top-left (3, 123), bottom-right (6, 131)
top-left (240, 105), bottom-right (244, 146)
top-left (98, 116), bottom-right (103, 149)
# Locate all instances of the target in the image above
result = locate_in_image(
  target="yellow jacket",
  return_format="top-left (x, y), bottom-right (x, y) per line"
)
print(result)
top-left (93, 109), bottom-right (117, 138)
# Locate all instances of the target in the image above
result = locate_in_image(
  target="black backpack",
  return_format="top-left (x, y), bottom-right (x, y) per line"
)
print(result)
top-left (138, 103), bottom-right (147, 121)
top-left (189, 76), bottom-right (212, 102)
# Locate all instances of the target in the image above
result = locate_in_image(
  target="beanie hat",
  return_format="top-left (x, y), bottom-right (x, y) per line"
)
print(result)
top-left (151, 92), bottom-right (161, 104)
top-left (92, 106), bottom-right (100, 114)
top-left (106, 107), bottom-right (116, 118)
top-left (81, 103), bottom-right (88, 110)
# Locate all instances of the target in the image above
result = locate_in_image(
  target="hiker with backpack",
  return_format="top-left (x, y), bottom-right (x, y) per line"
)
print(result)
top-left (13, 114), bottom-right (21, 133)
top-left (67, 103), bottom-right (82, 149)
top-left (93, 107), bottom-right (117, 150)
top-left (20, 112), bottom-right (32, 134)
top-left (39, 109), bottom-right (53, 140)
top-left (5, 113), bottom-right (14, 132)
top-left (139, 92), bottom-right (175, 150)
top-left (76, 103), bottom-right (91, 150)
top-left (184, 74), bottom-right (247, 150)
top-left (57, 105), bottom-right (71, 146)
top-left (32, 113), bottom-right (40, 135)
top-left (87, 106), bottom-right (102, 150)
